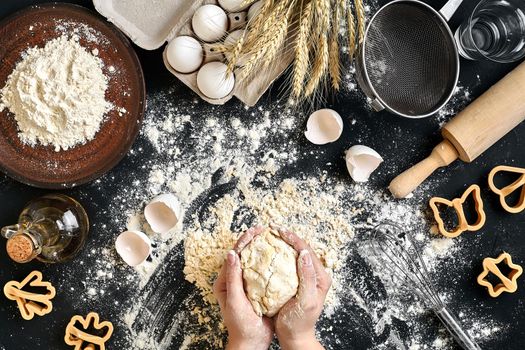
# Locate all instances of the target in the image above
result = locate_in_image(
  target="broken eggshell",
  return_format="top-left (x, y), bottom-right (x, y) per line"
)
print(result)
top-left (115, 231), bottom-right (152, 267)
top-left (304, 109), bottom-right (343, 145)
top-left (144, 193), bottom-right (182, 234)
top-left (345, 145), bottom-right (383, 182)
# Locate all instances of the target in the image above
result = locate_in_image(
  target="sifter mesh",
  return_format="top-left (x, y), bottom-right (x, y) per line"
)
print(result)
top-left (363, 2), bottom-right (458, 117)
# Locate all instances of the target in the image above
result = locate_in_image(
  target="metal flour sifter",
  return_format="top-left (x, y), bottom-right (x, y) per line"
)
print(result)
top-left (355, 0), bottom-right (465, 118)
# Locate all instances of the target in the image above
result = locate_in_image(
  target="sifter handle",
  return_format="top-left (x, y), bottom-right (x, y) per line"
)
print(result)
top-left (439, 0), bottom-right (464, 21)
top-left (434, 307), bottom-right (482, 350)
top-left (389, 140), bottom-right (459, 199)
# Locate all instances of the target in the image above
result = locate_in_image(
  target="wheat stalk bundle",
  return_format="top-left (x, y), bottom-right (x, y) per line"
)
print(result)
top-left (227, 0), bottom-right (367, 102)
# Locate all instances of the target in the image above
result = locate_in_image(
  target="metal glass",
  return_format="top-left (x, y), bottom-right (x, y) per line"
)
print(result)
top-left (455, 0), bottom-right (525, 63)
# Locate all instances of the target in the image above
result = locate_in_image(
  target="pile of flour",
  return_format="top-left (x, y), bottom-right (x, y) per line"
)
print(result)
top-left (0, 34), bottom-right (111, 151)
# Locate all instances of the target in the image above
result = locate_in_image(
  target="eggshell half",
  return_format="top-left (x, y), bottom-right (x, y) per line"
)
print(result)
top-left (304, 109), bottom-right (344, 145)
top-left (144, 193), bottom-right (182, 234)
top-left (345, 145), bottom-right (384, 182)
top-left (115, 231), bottom-right (152, 267)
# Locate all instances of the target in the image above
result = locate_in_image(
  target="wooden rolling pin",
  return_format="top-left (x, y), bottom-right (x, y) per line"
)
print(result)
top-left (389, 61), bottom-right (525, 199)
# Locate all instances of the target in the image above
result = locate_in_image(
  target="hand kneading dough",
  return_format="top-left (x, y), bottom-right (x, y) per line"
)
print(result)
top-left (240, 228), bottom-right (299, 317)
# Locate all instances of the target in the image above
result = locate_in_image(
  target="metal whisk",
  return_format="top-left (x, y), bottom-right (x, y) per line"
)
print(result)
top-left (370, 222), bottom-right (481, 350)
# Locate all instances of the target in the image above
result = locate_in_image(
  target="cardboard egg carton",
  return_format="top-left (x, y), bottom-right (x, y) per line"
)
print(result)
top-left (93, 0), bottom-right (293, 106)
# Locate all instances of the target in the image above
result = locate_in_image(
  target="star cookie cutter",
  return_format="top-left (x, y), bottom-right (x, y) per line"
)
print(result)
top-left (65, 312), bottom-right (114, 350)
top-left (429, 184), bottom-right (486, 238)
top-left (477, 252), bottom-right (523, 297)
top-left (3, 270), bottom-right (56, 320)
top-left (488, 165), bottom-right (525, 214)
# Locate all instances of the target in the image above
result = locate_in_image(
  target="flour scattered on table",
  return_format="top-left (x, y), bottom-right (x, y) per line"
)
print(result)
top-left (70, 87), bottom-right (504, 350)
top-left (0, 34), bottom-right (111, 151)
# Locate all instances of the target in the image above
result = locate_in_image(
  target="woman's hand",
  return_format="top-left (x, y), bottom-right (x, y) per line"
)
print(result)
top-left (213, 226), bottom-right (274, 350)
top-left (272, 226), bottom-right (331, 350)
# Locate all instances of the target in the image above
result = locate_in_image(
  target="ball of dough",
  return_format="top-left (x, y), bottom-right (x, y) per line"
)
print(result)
top-left (240, 228), bottom-right (299, 317)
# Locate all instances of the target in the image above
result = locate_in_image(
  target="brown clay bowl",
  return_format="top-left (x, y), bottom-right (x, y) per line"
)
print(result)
top-left (0, 3), bottom-right (145, 189)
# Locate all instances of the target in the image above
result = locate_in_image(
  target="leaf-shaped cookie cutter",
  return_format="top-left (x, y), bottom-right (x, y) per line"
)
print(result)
top-left (477, 252), bottom-right (523, 297)
top-left (429, 184), bottom-right (486, 238)
top-left (65, 312), bottom-right (113, 350)
top-left (3, 270), bottom-right (56, 320)
top-left (488, 165), bottom-right (525, 214)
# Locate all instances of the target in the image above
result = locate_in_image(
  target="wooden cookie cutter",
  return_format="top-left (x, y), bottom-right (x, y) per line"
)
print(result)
top-left (477, 252), bottom-right (523, 297)
top-left (65, 312), bottom-right (114, 350)
top-left (429, 184), bottom-right (486, 238)
top-left (3, 270), bottom-right (56, 320)
top-left (488, 165), bottom-right (525, 213)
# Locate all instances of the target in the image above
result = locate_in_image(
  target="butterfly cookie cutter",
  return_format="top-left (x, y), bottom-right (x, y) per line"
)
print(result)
top-left (429, 184), bottom-right (486, 238)
top-left (65, 312), bottom-right (114, 350)
top-left (3, 270), bottom-right (56, 320)
top-left (477, 252), bottom-right (523, 297)
top-left (488, 165), bottom-right (525, 214)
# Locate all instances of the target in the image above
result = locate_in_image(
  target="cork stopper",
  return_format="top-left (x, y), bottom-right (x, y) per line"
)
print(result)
top-left (6, 234), bottom-right (35, 263)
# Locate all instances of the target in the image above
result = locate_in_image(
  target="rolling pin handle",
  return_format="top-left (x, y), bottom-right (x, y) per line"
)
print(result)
top-left (389, 140), bottom-right (459, 199)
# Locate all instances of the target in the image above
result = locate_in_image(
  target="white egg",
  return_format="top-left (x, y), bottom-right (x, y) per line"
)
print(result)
top-left (248, 1), bottom-right (263, 21)
top-left (304, 109), bottom-right (343, 145)
top-left (224, 30), bottom-right (244, 46)
top-left (345, 145), bottom-right (384, 182)
top-left (192, 5), bottom-right (228, 42)
top-left (197, 62), bottom-right (235, 99)
top-left (166, 36), bottom-right (203, 73)
top-left (115, 231), bottom-right (152, 267)
top-left (224, 30), bottom-right (246, 64)
top-left (144, 193), bottom-right (182, 234)
top-left (219, 0), bottom-right (254, 12)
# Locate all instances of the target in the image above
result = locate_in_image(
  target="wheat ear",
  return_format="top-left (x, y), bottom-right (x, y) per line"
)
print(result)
top-left (240, 0), bottom-right (292, 79)
top-left (304, 32), bottom-right (329, 97)
top-left (262, 6), bottom-right (292, 67)
top-left (355, 0), bottom-right (365, 43)
top-left (303, 0), bottom-right (330, 97)
top-left (329, 2), bottom-right (341, 90)
top-left (313, 0), bottom-right (330, 35)
top-left (227, 35), bottom-right (245, 73)
top-left (227, 0), bottom-right (273, 73)
top-left (345, 0), bottom-right (357, 59)
top-left (292, 2), bottom-right (313, 98)
top-left (244, 0), bottom-right (276, 51)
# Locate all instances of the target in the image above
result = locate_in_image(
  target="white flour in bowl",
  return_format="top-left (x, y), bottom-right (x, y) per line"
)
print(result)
top-left (0, 34), bottom-right (111, 151)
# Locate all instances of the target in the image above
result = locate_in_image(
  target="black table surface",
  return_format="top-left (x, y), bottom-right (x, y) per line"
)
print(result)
top-left (1, 0), bottom-right (524, 349)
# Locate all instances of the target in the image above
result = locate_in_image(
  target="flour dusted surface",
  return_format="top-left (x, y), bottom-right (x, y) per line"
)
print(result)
top-left (0, 34), bottom-right (111, 151)
top-left (50, 68), bottom-right (505, 349)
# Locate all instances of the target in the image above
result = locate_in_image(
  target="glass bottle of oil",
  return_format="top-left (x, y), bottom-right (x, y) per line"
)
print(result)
top-left (1, 194), bottom-right (89, 263)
